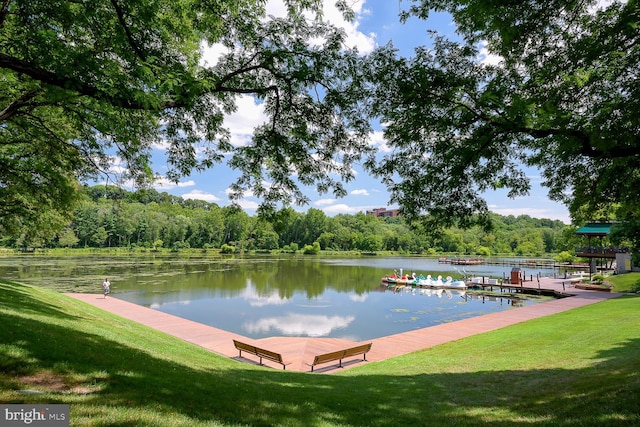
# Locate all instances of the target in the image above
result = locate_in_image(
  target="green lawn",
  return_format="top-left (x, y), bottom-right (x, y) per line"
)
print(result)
top-left (608, 272), bottom-right (640, 293)
top-left (1, 279), bottom-right (639, 426)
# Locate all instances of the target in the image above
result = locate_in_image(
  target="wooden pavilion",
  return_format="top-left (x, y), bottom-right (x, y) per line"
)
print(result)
top-left (575, 222), bottom-right (630, 273)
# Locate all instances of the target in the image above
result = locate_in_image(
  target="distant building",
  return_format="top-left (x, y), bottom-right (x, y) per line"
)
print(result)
top-left (366, 207), bottom-right (400, 218)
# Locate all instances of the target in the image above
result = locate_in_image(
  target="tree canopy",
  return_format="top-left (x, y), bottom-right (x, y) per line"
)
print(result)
top-left (2, 0), bottom-right (639, 250)
top-left (365, 0), bottom-right (639, 230)
top-left (0, 0), bottom-right (371, 233)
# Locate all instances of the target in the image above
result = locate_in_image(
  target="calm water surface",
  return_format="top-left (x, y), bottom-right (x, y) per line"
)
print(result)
top-left (0, 255), bottom-right (558, 341)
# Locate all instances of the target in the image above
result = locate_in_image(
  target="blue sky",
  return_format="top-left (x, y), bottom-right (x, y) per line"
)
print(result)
top-left (109, 0), bottom-right (572, 224)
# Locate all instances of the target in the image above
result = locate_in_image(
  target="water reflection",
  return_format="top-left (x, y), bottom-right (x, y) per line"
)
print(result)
top-left (0, 255), bottom-right (555, 340)
top-left (242, 313), bottom-right (356, 337)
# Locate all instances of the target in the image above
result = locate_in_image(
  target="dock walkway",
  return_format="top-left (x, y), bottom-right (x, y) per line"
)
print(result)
top-left (66, 277), bottom-right (620, 373)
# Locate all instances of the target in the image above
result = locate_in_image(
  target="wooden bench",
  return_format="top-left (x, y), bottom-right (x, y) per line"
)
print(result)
top-left (307, 343), bottom-right (372, 372)
top-left (233, 339), bottom-right (291, 370)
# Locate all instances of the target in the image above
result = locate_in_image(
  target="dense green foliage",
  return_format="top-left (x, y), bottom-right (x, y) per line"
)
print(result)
top-left (0, 0), bottom-right (370, 234)
top-left (3, 0), bottom-right (638, 257)
top-left (367, 0), bottom-right (640, 232)
top-left (1, 186), bottom-right (576, 256)
top-left (1, 279), bottom-right (639, 425)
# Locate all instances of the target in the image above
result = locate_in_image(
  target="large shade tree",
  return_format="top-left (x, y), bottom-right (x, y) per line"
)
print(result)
top-left (3, 0), bottom-right (639, 254)
top-left (363, 0), bottom-right (639, 232)
top-left (0, 0), bottom-right (372, 235)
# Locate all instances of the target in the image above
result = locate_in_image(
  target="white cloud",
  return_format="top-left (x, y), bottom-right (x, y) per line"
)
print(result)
top-left (224, 180), bottom-right (272, 200)
top-left (322, 0), bottom-right (376, 53)
top-left (236, 199), bottom-right (260, 210)
top-left (199, 42), bottom-right (229, 67)
top-left (321, 203), bottom-right (368, 215)
top-left (265, 0), bottom-right (287, 18)
top-left (225, 95), bottom-right (267, 147)
top-left (242, 284), bottom-right (291, 307)
top-left (478, 40), bottom-right (503, 66)
top-left (153, 177), bottom-right (196, 190)
top-left (242, 313), bottom-right (355, 337)
top-left (106, 155), bottom-right (128, 175)
top-left (181, 189), bottom-right (220, 203)
top-left (351, 189), bottom-right (369, 196)
top-left (315, 198), bottom-right (336, 206)
top-left (349, 293), bottom-right (368, 302)
top-left (218, 187), bottom-right (261, 210)
top-left (220, 188), bottom-right (260, 211)
top-left (368, 130), bottom-right (392, 153)
top-left (264, 0), bottom-right (375, 53)
top-left (151, 139), bottom-right (169, 151)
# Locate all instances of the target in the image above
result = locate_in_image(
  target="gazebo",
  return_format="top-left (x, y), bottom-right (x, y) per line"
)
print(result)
top-left (575, 222), bottom-right (629, 273)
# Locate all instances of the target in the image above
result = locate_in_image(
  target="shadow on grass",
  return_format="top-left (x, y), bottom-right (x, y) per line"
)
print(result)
top-left (1, 283), bottom-right (639, 426)
top-left (0, 281), bottom-right (79, 320)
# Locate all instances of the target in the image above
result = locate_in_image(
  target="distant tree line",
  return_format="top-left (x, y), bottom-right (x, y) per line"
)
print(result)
top-left (1, 186), bottom-right (583, 256)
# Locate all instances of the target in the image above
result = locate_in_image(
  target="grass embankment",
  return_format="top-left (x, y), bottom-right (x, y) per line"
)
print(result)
top-left (1, 280), bottom-right (639, 426)
top-left (607, 273), bottom-right (640, 293)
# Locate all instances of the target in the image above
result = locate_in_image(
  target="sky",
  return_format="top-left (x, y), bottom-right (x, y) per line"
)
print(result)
top-left (110, 0), bottom-right (573, 224)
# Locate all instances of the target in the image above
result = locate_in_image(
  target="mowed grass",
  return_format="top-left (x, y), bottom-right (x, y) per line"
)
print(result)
top-left (608, 273), bottom-right (640, 293)
top-left (1, 279), bottom-right (639, 426)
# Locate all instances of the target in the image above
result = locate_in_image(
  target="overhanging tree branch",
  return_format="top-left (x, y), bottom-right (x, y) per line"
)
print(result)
top-left (109, 0), bottom-right (148, 63)
top-left (0, 0), bottom-right (10, 28)
top-left (0, 89), bottom-right (40, 121)
top-left (0, 53), bottom-right (180, 110)
top-left (1, 52), bottom-right (299, 115)
top-left (513, 126), bottom-right (640, 158)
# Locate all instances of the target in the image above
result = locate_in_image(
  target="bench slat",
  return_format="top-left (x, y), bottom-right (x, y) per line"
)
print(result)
top-left (343, 343), bottom-right (372, 359)
top-left (313, 350), bottom-right (346, 365)
top-left (233, 339), bottom-right (290, 370)
top-left (257, 348), bottom-right (284, 364)
top-left (308, 343), bottom-right (372, 371)
top-left (233, 340), bottom-right (256, 355)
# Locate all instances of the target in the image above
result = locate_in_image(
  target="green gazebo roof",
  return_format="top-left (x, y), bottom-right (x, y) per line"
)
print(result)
top-left (575, 222), bottom-right (613, 236)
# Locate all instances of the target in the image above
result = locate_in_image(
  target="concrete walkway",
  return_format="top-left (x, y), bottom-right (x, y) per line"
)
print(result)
top-left (66, 277), bottom-right (620, 373)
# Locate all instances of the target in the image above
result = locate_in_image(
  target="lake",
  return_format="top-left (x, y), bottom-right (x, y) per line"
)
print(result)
top-left (0, 254), bottom-right (560, 341)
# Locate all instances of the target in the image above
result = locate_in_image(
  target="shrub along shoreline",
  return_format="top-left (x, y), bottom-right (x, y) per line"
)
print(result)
top-left (1, 279), bottom-right (639, 426)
